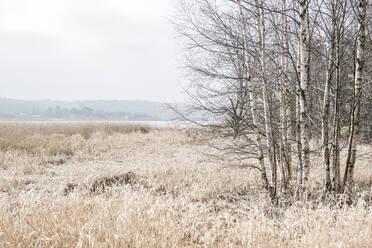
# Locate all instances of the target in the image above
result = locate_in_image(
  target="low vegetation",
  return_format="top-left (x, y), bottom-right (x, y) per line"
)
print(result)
top-left (0, 123), bottom-right (371, 247)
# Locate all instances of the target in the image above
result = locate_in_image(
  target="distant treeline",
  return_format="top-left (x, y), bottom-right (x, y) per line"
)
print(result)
top-left (0, 105), bottom-right (155, 121)
top-left (0, 98), bottom-right (185, 121)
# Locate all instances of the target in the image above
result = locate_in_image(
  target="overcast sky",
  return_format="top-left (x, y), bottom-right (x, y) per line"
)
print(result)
top-left (0, 0), bottom-right (184, 102)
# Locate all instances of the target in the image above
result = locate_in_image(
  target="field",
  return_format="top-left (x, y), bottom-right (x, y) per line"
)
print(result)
top-left (0, 122), bottom-right (371, 247)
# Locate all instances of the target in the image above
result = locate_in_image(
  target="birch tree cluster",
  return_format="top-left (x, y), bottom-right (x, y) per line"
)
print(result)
top-left (174, 0), bottom-right (371, 200)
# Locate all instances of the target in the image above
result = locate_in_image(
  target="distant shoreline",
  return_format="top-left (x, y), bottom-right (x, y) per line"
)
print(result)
top-left (0, 120), bottom-right (191, 128)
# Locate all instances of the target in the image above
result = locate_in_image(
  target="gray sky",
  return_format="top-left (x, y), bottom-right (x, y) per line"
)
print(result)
top-left (0, 0), bottom-right (184, 102)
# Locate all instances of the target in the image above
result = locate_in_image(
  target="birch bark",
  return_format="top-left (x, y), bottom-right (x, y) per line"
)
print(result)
top-left (343, 0), bottom-right (366, 195)
top-left (280, 0), bottom-right (292, 189)
top-left (322, 0), bottom-right (336, 192)
top-left (299, 0), bottom-right (311, 189)
top-left (236, 0), bottom-right (270, 191)
top-left (255, 0), bottom-right (277, 197)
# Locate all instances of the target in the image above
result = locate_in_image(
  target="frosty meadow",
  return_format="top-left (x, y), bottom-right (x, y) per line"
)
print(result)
top-left (0, 122), bottom-right (370, 247)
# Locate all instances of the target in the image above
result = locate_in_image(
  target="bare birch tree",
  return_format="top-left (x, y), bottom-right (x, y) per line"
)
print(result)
top-left (343, 0), bottom-right (367, 195)
top-left (298, 0), bottom-right (311, 190)
top-left (321, 0), bottom-right (337, 192)
top-left (236, 0), bottom-right (270, 192)
top-left (253, 0), bottom-right (278, 197)
top-left (280, 0), bottom-right (293, 189)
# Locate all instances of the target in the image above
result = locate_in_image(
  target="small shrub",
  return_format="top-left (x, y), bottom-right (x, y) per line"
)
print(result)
top-left (90, 172), bottom-right (138, 193)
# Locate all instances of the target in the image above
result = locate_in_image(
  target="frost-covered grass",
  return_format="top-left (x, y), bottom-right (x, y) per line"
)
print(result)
top-left (0, 123), bottom-right (371, 247)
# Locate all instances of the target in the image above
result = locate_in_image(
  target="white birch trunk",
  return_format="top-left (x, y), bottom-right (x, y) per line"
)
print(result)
top-left (322, 1), bottom-right (336, 191)
top-left (236, 0), bottom-right (270, 191)
top-left (255, 0), bottom-right (277, 197)
top-left (280, 0), bottom-right (292, 189)
top-left (296, 41), bottom-right (303, 188)
top-left (331, 41), bottom-right (341, 193)
top-left (343, 0), bottom-right (366, 195)
top-left (299, 0), bottom-right (311, 189)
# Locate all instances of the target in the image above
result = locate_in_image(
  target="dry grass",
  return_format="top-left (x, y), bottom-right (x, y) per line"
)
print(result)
top-left (0, 122), bottom-right (371, 247)
top-left (0, 122), bottom-right (151, 151)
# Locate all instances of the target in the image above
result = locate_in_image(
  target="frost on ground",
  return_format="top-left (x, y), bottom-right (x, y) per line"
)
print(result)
top-left (0, 123), bottom-right (371, 247)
